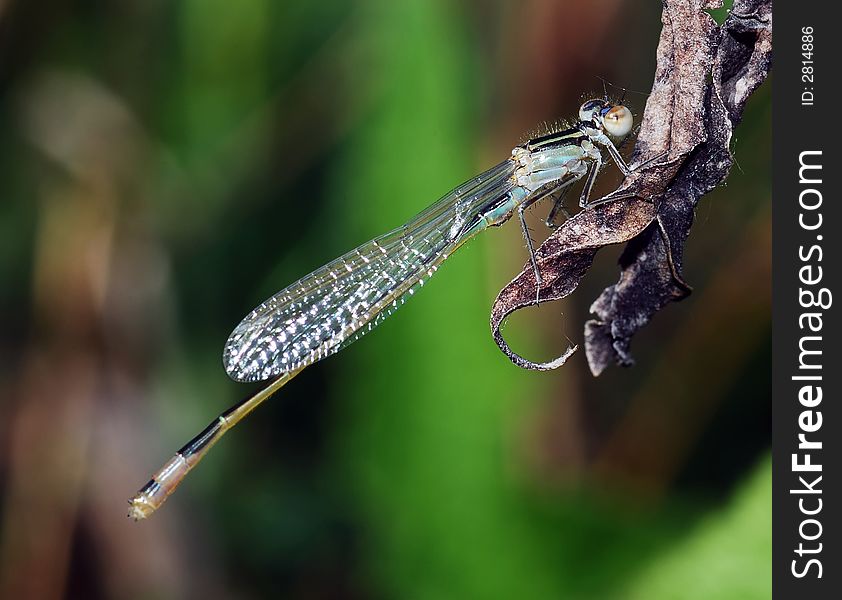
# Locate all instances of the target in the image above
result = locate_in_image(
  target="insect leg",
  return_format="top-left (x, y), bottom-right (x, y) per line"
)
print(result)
top-left (545, 185), bottom-right (572, 228)
top-left (517, 201), bottom-right (542, 300)
top-left (578, 154), bottom-right (603, 208)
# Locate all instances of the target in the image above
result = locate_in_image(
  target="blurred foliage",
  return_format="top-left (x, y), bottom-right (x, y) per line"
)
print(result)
top-left (0, 1), bottom-right (770, 599)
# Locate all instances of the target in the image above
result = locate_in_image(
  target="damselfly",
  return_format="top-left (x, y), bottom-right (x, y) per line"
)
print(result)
top-left (129, 98), bottom-right (652, 519)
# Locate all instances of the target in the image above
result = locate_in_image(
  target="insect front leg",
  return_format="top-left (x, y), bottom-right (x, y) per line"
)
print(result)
top-left (598, 134), bottom-right (669, 176)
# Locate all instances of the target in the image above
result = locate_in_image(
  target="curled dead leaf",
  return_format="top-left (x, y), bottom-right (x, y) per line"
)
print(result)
top-left (490, 0), bottom-right (771, 375)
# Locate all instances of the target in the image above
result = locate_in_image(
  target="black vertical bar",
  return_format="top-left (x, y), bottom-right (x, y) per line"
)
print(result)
top-left (773, 1), bottom-right (840, 597)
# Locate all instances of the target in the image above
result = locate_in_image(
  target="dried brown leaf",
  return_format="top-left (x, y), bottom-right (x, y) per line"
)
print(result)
top-left (490, 0), bottom-right (772, 375)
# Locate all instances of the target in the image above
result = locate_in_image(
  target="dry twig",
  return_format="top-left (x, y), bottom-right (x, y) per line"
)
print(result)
top-left (490, 0), bottom-right (772, 375)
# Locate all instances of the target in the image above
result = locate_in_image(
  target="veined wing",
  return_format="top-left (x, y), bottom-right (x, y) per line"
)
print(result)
top-left (223, 159), bottom-right (517, 382)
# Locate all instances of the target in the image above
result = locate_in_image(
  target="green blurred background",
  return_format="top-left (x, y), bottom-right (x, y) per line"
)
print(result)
top-left (0, 1), bottom-right (770, 598)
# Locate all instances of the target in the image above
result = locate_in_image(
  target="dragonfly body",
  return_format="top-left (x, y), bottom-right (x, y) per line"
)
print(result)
top-left (223, 109), bottom-right (622, 384)
top-left (129, 98), bottom-right (641, 520)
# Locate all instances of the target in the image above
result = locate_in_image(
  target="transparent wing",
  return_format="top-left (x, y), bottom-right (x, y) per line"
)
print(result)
top-left (223, 159), bottom-right (517, 382)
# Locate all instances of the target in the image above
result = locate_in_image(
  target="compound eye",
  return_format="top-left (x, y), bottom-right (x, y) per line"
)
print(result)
top-left (603, 105), bottom-right (633, 137)
top-left (578, 99), bottom-right (604, 122)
